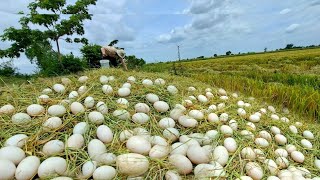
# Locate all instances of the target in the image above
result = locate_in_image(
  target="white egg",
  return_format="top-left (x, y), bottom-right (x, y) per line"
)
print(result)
top-left (5, 134), bottom-right (28, 148)
top-left (126, 136), bottom-right (151, 155)
top-left (122, 82), bottom-right (132, 89)
top-left (127, 76), bottom-right (136, 83)
top-left (43, 140), bottom-right (64, 156)
top-left (315, 159), bottom-right (320, 170)
top-left (154, 101), bottom-right (170, 112)
top-left (259, 108), bottom-right (267, 114)
top-left (133, 128), bottom-right (150, 139)
top-left (68, 91), bottom-right (79, 99)
top-left (187, 86), bottom-right (196, 92)
top-left (0, 146), bottom-right (25, 165)
top-left (78, 85), bottom-right (88, 95)
top-left (205, 130), bottom-right (219, 140)
top-left (155, 78), bottom-right (166, 85)
top-left (246, 122), bottom-right (256, 131)
top-left (188, 95), bottom-right (197, 101)
top-left (285, 144), bottom-right (297, 154)
top-left (241, 147), bottom-right (256, 160)
top-left (280, 117), bottom-right (289, 123)
top-left (212, 146), bottom-right (229, 166)
top-left (219, 113), bottom-right (229, 122)
top-left (163, 128), bottom-right (180, 142)
top-left (245, 162), bottom-right (263, 180)
top-left (102, 85), bottom-right (113, 94)
top-left (291, 151), bottom-right (304, 163)
top-left (224, 137), bottom-right (237, 153)
top-left (168, 154), bottom-right (193, 175)
top-left (259, 131), bottom-right (272, 141)
top-left (270, 126), bottom-right (281, 135)
top-left (167, 85), bottom-right (178, 94)
top-left (70, 102), bottom-right (85, 115)
top-left (170, 143), bottom-right (189, 155)
top-left (237, 101), bottom-right (245, 107)
top-left (237, 108), bottom-right (246, 117)
top-left (240, 130), bottom-right (254, 139)
top-left (249, 114), bottom-right (260, 122)
top-left (170, 109), bottom-right (184, 121)
top-left (66, 134), bottom-right (84, 149)
top-left (303, 130), bottom-right (314, 139)
top-left (39, 94), bottom-right (50, 104)
top-left (84, 96), bottom-right (95, 108)
top-left (15, 156), bottom-right (40, 180)
top-left (278, 170), bottom-right (292, 179)
top-left (165, 170), bottom-right (181, 180)
top-left (208, 113), bottom-right (219, 123)
top-left (274, 148), bottom-right (288, 158)
top-left (295, 121), bottom-right (303, 127)
top-left (96, 101), bottom-right (108, 114)
top-left (88, 139), bottom-right (107, 160)
top-left (119, 130), bottom-right (134, 142)
top-left (178, 116), bottom-right (198, 128)
top-left (229, 120), bottom-right (238, 130)
top-left (118, 87), bottom-right (131, 97)
top-left (197, 95), bottom-right (208, 103)
top-left (146, 93), bottom-right (159, 103)
top-left (53, 84), bottom-right (66, 93)
top-left (208, 105), bottom-right (217, 111)
top-left (149, 145), bottom-right (170, 159)
top-left (48, 105), bottom-right (66, 117)
top-left (98, 153), bottom-right (117, 165)
top-left (43, 117), bottom-right (62, 130)
top-left (264, 159), bottom-right (278, 175)
top-left (244, 103), bottom-right (251, 107)
top-left (116, 98), bottom-right (129, 108)
top-left (188, 110), bottom-right (204, 120)
top-left (37, 157), bottom-right (67, 178)
top-left (116, 153), bottom-right (149, 176)
top-left (88, 111), bottom-right (105, 124)
top-left (254, 149), bottom-right (266, 161)
top-left (100, 75), bottom-right (109, 84)
top-left (108, 76), bottom-right (115, 81)
top-left (301, 139), bottom-right (313, 149)
top-left (194, 163), bottom-right (226, 178)
top-left (73, 122), bottom-right (88, 135)
top-left (220, 96), bottom-right (229, 100)
top-left (142, 79), bottom-right (153, 86)
top-left (0, 104), bottom-right (15, 115)
top-left (42, 88), bottom-right (53, 94)
top-left (218, 88), bottom-right (227, 96)
top-left (150, 136), bottom-right (168, 146)
top-left (159, 117), bottom-right (176, 129)
top-left (78, 76), bottom-right (88, 83)
top-left (275, 134), bottom-right (287, 145)
top-left (220, 125), bottom-right (233, 136)
top-left (187, 146), bottom-right (210, 164)
top-left (11, 113), bottom-right (31, 124)
top-left (268, 106), bottom-right (276, 113)
top-left (235, 176), bottom-right (253, 180)
top-left (271, 114), bottom-right (280, 121)
top-left (255, 138), bottom-right (269, 147)
top-left (0, 159), bottom-right (16, 180)
top-left (134, 103), bottom-right (149, 113)
top-left (81, 161), bottom-right (97, 179)
top-left (276, 157), bottom-right (289, 169)
top-left (132, 113), bottom-right (150, 124)
top-left (93, 166), bottom-right (116, 180)
top-left (175, 104), bottom-right (186, 111)
top-left (289, 125), bottom-right (298, 134)
top-left (97, 125), bottom-right (113, 143)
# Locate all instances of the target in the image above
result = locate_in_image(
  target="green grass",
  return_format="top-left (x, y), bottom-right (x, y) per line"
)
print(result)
top-left (142, 48), bottom-right (320, 121)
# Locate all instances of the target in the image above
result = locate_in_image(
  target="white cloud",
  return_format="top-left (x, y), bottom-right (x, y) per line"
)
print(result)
top-left (280, 8), bottom-right (291, 15)
top-left (286, 24), bottom-right (300, 33)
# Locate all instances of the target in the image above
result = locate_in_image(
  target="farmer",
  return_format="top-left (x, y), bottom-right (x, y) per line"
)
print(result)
top-left (101, 45), bottom-right (128, 71)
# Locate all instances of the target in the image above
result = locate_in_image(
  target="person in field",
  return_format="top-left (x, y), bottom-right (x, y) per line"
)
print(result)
top-left (101, 45), bottom-right (128, 71)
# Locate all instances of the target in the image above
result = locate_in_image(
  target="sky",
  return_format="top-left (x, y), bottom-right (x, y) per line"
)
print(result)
top-left (0, 0), bottom-right (320, 74)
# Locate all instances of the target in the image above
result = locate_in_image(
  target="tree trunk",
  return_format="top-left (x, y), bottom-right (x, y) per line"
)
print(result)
top-left (56, 39), bottom-right (61, 61)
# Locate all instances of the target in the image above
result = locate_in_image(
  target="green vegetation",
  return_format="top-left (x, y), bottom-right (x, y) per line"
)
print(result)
top-left (142, 48), bottom-right (320, 121)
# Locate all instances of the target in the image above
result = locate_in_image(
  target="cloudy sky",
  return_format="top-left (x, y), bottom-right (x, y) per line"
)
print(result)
top-left (1, 0), bottom-right (320, 74)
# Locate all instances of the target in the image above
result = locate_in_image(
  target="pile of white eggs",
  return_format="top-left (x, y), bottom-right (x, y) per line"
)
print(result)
top-left (0, 74), bottom-right (319, 180)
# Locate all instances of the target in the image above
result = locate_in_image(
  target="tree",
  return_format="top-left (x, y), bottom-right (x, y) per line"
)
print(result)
top-left (226, 51), bottom-right (232, 55)
top-left (126, 55), bottom-right (146, 69)
top-left (0, 0), bottom-right (97, 62)
top-left (108, 40), bottom-right (119, 46)
top-left (81, 44), bottom-right (102, 68)
top-left (285, 44), bottom-right (294, 49)
top-left (214, 54), bottom-right (218, 57)
top-left (264, 47), bottom-right (267, 52)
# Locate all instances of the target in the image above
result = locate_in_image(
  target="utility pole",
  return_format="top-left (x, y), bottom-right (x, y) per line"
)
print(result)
top-left (177, 45), bottom-right (181, 61)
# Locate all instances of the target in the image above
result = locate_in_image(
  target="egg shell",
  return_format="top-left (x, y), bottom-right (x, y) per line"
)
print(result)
top-left (255, 138), bottom-right (269, 147)
top-left (0, 104), bottom-right (15, 115)
top-left (197, 95), bottom-right (208, 103)
top-left (154, 78), bottom-right (165, 85)
top-left (127, 76), bottom-right (136, 83)
top-left (206, 92), bottom-right (214, 99)
top-left (149, 145), bottom-right (170, 159)
top-left (303, 130), bottom-right (314, 139)
top-left (0, 146), bottom-right (25, 165)
top-left (241, 147), bottom-right (256, 160)
top-left (245, 162), bottom-right (263, 180)
top-left (146, 93), bottom-right (159, 103)
top-left (116, 153), bottom-right (149, 176)
top-left (119, 130), bottom-right (134, 142)
top-left (220, 125), bottom-right (233, 136)
top-left (66, 134), bottom-right (84, 149)
top-left (134, 103), bottom-right (150, 113)
top-left (97, 153), bottom-right (117, 165)
top-left (188, 110), bottom-right (203, 120)
top-left (208, 113), bottom-right (219, 123)
top-left (217, 103), bottom-right (226, 110)
top-left (118, 87), bottom-right (131, 97)
top-left (11, 113), bottom-right (31, 124)
top-left (268, 106), bottom-right (276, 113)
top-left (301, 139), bottom-right (313, 149)
top-left (38, 157), bottom-right (67, 178)
top-left (291, 151), bottom-right (304, 163)
top-left (73, 122), bottom-right (89, 135)
top-left (88, 139), bottom-right (107, 160)
top-left (285, 144), bottom-right (297, 154)
top-left (93, 166), bottom-right (116, 180)
top-left (218, 88), bottom-right (227, 96)
top-left (187, 146), bottom-right (210, 164)
top-left (168, 154), bottom-right (193, 175)
top-left (43, 117), bottom-right (62, 130)
top-left (70, 102), bottom-right (85, 114)
top-left (0, 159), bottom-right (16, 180)
top-left (142, 79), bottom-right (153, 86)
top-left (116, 98), bottom-right (129, 107)
top-left (97, 125), bottom-right (113, 143)
top-left (241, 130), bottom-right (254, 139)
top-left (99, 75), bottom-right (109, 84)
top-left (208, 105), bottom-right (217, 112)
top-left (178, 116), bottom-right (198, 128)
top-left (48, 105), bottom-right (66, 117)
top-left (188, 86), bottom-right (196, 92)
top-left (194, 163), bottom-right (226, 178)
top-left (167, 85), bottom-right (178, 94)
top-left (170, 143), bottom-right (188, 155)
top-left (276, 157), bottom-right (289, 169)
top-left (165, 170), bottom-right (181, 180)
top-left (84, 96), bottom-right (95, 108)
top-left (264, 159), bottom-right (278, 175)
top-left (205, 130), bottom-right (219, 140)
top-left (213, 146), bottom-right (229, 166)
top-left (289, 125), bottom-right (298, 134)
top-left (270, 126), bottom-right (281, 135)
top-left (259, 131), bottom-right (272, 141)
top-left (274, 148), bottom-right (288, 158)
top-left (96, 101), bottom-right (108, 114)
top-left (78, 85), bottom-right (88, 95)
top-left (219, 113), bottom-right (229, 122)
top-left (122, 82), bottom-right (132, 89)
top-left (132, 113), bottom-right (150, 124)
top-left (275, 134), bottom-right (287, 145)
top-left (15, 156), bottom-right (40, 180)
top-left (78, 76), bottom-right (88, 83)
top-left (126, 136), bottom-right (151, 155)
top-left (237, 108), bottom-right (246, 117)
top-left (43, 140), bottom-right (64, 156)
top-left (81, 161), bottom-right (97, 179)
top-left (68, 91), bottom-right (79, 99)
top-left (102, 85), bottom-right (113, 94)
top-left (224, 137), bottom-right (237, 153)
top-left (229, 120), bottom-right (238, 130)
top-left (5, 134), bottom-right (28, 148)
top-left (133, 128), bottom-right (150, 138)
top-left (149, 136), bottom-right (168, 146)
top-left (154, 101), bottom-right (170, 112)
top-left (159, 117), bottom-right (175, 129)
top-left (53, 84), bottom-right (65, 93)
top-left (42, 88), bottom-right (53, 94)
top-left (271, 114), bottom-right (279, 121)
top-left (278, 170), bottom-right (292, 179)
top-left (89, 111), bottom-right (105, 124)
top-left (163, 128), bottom-right (180, 142)
top-left (246, 122), bottom-right (256, 131)
top-left (249, 114), bottom-right (260, 122)
top-left (39, 95), bottom-right (50, 104)
top-left (170, 109), bottom-right (184, 121)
